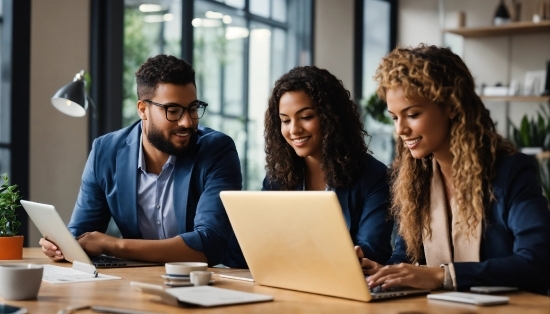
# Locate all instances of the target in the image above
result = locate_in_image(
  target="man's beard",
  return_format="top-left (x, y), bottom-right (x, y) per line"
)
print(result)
top-left (147, 122), bottom-right (196, 157)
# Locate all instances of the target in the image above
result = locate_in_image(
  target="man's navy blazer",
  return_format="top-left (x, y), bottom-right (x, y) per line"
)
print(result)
top-left (68, 121), bottom-right (243, 266)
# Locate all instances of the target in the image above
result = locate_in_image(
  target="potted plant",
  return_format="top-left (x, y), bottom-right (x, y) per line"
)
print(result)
top-left (509, 102), bottom-right (550, 206)
top-left (509, 102), bottom-right (550, 153)
top-left (361, 93), bottom-right (395, 165)
top-left (362, 93), bottom-right (393, 125)
top-left (0, 173), bottom-right (24, 260)
top-left (537, 154), bottom-right (550, 205)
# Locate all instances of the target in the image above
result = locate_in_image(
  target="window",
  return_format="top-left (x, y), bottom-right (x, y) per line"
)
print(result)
top-left (355, 0), bottom-right (397, 165)
top-left (0, 0), bottom-right (31, 244)
top-left (120, 0), bottom-right (312, 189)
top-left (123, 0), bottom-right (183, 126)
top-left (0, 0), bottom-right (8, 176)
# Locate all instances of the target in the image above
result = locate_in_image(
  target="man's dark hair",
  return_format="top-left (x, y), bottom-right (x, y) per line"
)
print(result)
top-left (135, 54), bottom-right (196, 100)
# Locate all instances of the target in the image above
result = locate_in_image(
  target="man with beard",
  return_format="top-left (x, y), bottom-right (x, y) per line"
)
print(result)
top-left (39, 55), bottom-right (243, 267)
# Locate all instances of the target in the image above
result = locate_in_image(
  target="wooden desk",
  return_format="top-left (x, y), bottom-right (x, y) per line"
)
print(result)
top-left (1, 248), bottom-right (548, 313)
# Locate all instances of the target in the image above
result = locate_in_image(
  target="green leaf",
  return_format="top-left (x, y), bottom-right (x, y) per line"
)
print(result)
top-left (0, 173), bottom-right (21, 236)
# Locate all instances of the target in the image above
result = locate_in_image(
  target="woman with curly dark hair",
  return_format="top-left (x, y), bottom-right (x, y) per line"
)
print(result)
top-left (262, 65), bottom-right (393, 264)
top-left (360, 44), bottom-right (550, 295)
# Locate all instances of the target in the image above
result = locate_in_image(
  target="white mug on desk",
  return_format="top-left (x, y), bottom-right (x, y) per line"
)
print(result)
top-left (190, 271), bottom-right (212, 286)
top-left (0, 263), bottom-right (43, 300)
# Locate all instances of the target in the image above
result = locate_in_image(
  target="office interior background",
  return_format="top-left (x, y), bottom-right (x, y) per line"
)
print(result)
top-left (0, 0), bottom-right (548, 246)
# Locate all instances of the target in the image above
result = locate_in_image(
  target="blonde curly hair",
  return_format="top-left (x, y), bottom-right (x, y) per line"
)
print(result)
top-left (374, 44), bottom-right (516, 263)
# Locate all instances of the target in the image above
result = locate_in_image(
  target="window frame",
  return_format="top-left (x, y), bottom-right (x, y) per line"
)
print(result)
top-left (1, 0), bottom-right (31, 245)
top-left (353, 0), bottom-right (397, 103)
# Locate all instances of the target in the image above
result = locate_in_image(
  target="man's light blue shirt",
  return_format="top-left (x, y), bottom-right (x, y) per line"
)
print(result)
top-left (137, 134), bottom-right (179, 239)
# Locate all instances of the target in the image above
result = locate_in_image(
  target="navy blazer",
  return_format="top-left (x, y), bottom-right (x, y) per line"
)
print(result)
top-left (67, 121), bottom-right (243, 266)
top-left (225, 154), bottom-right (394, 268)
top-left (387, 153), bottom-right (550, 295)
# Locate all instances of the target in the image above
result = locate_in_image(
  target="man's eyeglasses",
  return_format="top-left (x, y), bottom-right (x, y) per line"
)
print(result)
top-left (143, 99), bottom-right (208, 121)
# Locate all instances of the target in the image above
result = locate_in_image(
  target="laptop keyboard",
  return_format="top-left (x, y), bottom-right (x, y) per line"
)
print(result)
top-left (369, 285), bottom-right (430, 299)
top-left (91, 256), bottom-right (128, 267)
top-left (370, 286), bottom-right (406, 294)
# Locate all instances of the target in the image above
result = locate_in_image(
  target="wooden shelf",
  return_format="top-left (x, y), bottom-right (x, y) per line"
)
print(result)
top-left (481, 95), bottom-right (550, 102)
top-left (445, 20), bottom-right (550, 37)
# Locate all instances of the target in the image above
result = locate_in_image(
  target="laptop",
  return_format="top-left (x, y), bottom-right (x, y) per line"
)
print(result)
top-left (219, 191), bottom-right (430, 302)
top-left (20, 200), bottom-right (163, 268)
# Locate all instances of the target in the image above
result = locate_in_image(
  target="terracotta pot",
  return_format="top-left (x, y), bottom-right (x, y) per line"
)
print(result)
top-left (0, 236), bottom-right (24, 260)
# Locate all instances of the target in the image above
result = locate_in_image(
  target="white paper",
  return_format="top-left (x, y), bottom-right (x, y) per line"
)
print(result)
top-left (42, 265), bottom-right (121, 284)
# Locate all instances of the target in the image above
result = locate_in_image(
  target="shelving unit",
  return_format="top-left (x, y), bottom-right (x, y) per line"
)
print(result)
top-left (444, 20), bottom-right (550, 137)
top-left (445, 20), bottom-right (550, 37)
top-left (481, 95), bottom-right (550, 102)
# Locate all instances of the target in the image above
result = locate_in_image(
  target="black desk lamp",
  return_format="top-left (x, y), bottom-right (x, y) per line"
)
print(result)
top-left (51, 70), bottom-right (89, 117)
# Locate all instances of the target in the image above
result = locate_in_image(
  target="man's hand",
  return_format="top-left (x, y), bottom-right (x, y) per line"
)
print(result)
top-left (77, 232), bottom-right (120, 257)
top-left (39, 238), bottom-right (65, 261)
top-left (354, 246), bottom-right (383, 275)
top-left (366, 263), bottom-right (444, 290)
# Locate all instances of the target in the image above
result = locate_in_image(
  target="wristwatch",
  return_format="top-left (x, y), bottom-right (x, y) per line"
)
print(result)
top-left (439, 264), bottom-right (453, 290)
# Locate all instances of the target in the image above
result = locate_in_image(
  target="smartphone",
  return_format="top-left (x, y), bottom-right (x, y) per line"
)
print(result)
top-left (0, 304), bottom-right (27, 314)
top-left (470, 286), bottom-right (518, 294)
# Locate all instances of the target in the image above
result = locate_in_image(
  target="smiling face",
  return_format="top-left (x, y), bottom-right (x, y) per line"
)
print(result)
top-left (278, 91), bottom-right (323, 161)
top-left (138, 83), bottom-right (199, 157)
top-left (386, 87), bottom-right (452, 160)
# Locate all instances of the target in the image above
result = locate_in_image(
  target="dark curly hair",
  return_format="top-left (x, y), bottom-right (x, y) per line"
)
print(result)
top-left (135, 54), bottom-right (195, 100)
top-left (264, 66), bottom-right (371, 190)
top-left (374, 44), bottom-right (516, 262)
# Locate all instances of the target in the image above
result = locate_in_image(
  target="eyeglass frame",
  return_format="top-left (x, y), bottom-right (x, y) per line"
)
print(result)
top-left (142, 99), bottom-right (208, 121)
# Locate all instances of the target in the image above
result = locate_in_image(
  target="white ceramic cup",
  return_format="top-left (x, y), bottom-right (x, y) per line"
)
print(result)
top-left (0, 263), bottom-right (43, 300)
top-left (165, 262), bottom-right (208, 277)
top-left (190, 271), bottom-right (212, 286)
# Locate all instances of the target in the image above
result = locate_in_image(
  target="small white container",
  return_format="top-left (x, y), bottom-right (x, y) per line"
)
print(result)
top-left (165, 262), bottom-right (208, 277)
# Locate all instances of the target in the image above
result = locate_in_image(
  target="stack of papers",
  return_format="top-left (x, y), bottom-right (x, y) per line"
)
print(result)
top-left (43, 265), bottom-right (120, 284)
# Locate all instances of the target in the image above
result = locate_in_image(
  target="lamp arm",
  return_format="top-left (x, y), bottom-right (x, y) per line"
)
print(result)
top-left (87, 95), bottom-right (98, 120)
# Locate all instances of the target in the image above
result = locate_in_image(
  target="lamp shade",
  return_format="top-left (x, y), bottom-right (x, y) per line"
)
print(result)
top-left (51, 72), bottom-right (88, 117)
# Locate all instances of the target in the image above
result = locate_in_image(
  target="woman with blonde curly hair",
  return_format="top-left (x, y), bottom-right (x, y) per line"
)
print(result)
top-left (360, 44), bottom-right (550, 295)
top-left (263, 65), bottom-right (393, 264)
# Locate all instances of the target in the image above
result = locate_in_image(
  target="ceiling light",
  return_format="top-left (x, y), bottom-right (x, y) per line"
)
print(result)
top-left (226, 27), bottom-right (249, 40)
top-left (139, 4), bottom-right (163, 12)
top-left (223, 15), bottom-right (232, 24)
top-left (205, 11), bottom-right (224, 19)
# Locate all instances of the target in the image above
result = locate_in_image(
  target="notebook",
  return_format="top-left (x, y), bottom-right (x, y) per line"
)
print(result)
top-left (131, 282), bottom-right (273, 307)
top-left (427, 292), bottom-right (509, 305)
top-left (20, 200), bottom-right (163, 268)
top-left (219, 191), bottom-right (430, 302)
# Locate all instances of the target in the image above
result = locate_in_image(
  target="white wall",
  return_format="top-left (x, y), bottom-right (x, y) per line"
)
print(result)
top-left (314, 0), bottom-right (355, 94)
top-left (398, 0), bottom-right (550, 136)
top-left (28, 0), bottom-right (89, 246)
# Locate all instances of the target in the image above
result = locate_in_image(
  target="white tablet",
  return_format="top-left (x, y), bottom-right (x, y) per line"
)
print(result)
top-left (427, 292), bottom-right (509, 305)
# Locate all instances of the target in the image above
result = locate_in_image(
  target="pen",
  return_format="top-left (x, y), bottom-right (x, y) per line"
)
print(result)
top-left (72, 260), bottom-right (98, 277)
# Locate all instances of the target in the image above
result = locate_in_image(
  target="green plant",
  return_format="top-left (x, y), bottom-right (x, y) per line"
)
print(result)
top-left (0, 173), bottom-right (22, 236)
top-left (509, 102), bottom-right (550, 149)
top-left (362, 93), bottom-right (392, 125)
top-left (539, 157), bottom-right (550, 203)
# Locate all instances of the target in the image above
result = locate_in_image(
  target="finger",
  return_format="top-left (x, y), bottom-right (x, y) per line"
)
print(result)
top-left (366, 266), bottom-right (400, 285)
top-left (354, 246), bottom-right (364, 259)
top-left (38, 238), bottom-right (57, 251)
top-left (362, 267), bottom-right (379, 276)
